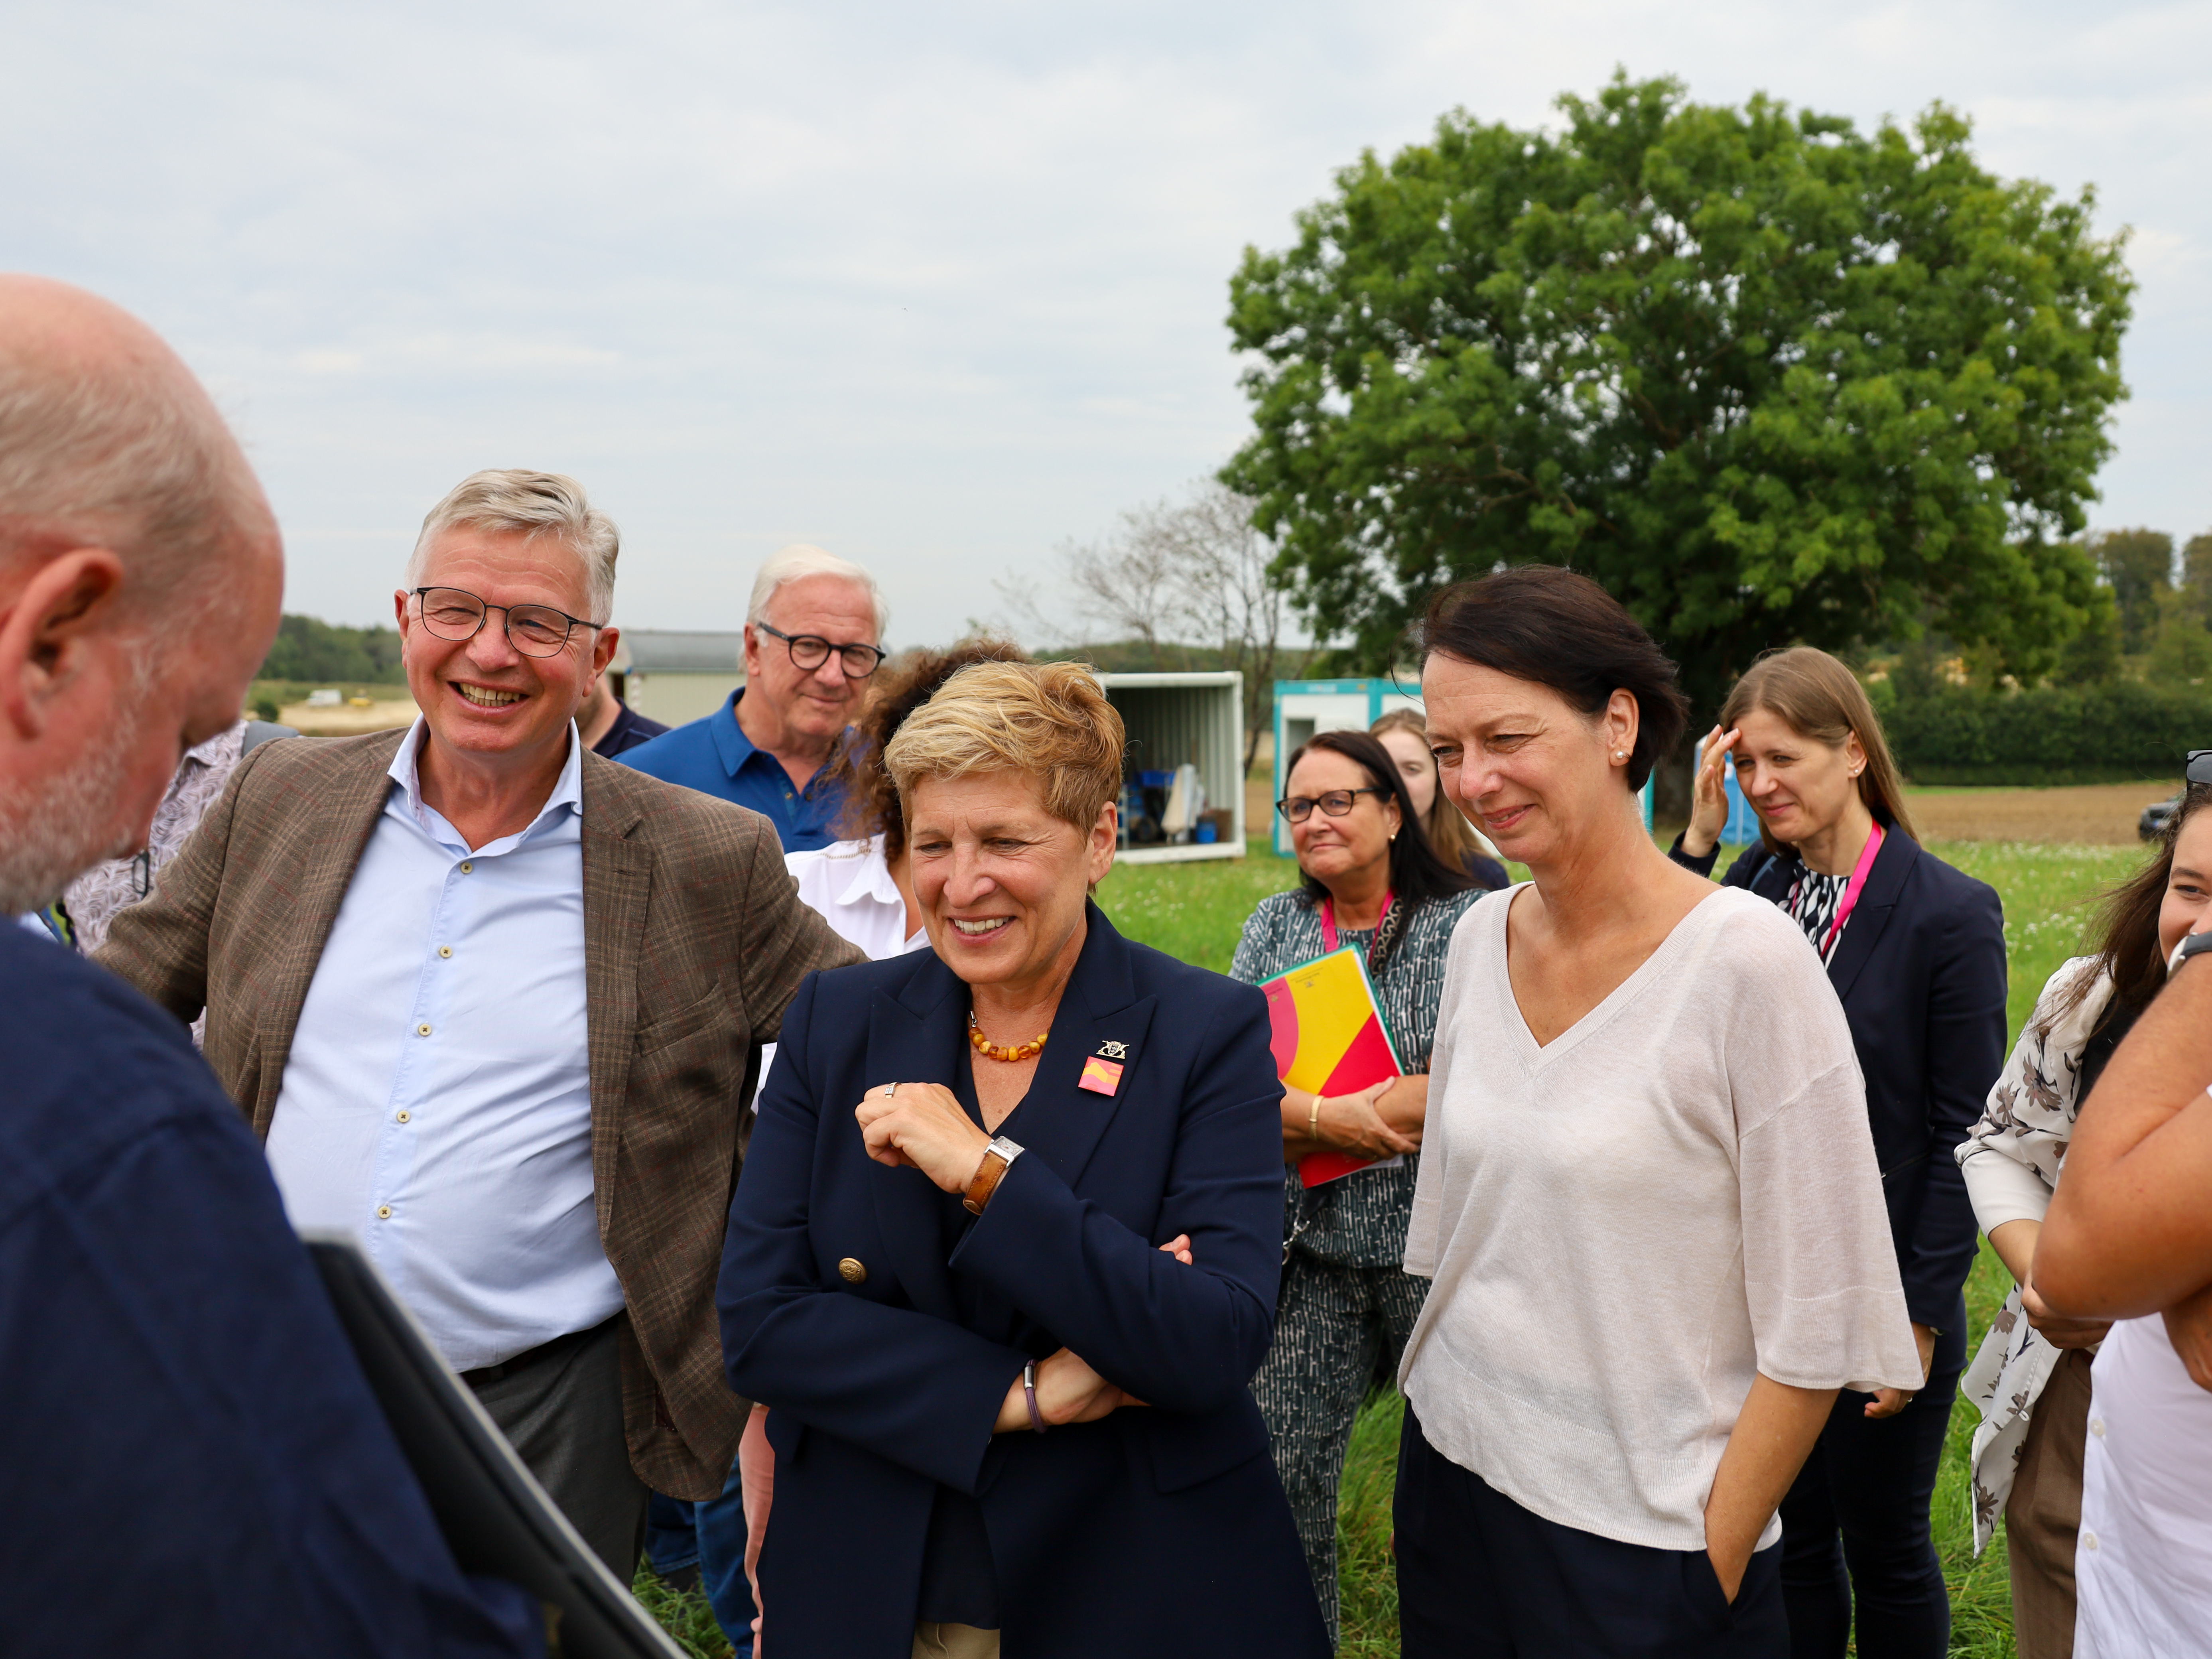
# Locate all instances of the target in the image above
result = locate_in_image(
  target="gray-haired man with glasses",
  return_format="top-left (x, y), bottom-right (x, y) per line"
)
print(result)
top-left (619, 543), bottom-right (888, 852)
top-left (100, 469), bottom-right (862, 1581)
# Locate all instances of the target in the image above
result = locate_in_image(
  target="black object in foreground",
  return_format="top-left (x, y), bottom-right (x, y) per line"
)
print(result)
top-left (300, 1232), bottom-right (687, 1659)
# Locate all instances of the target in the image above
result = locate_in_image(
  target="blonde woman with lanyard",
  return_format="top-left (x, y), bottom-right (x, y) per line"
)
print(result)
top-left (1671, 647), bottom-right (2006, 1659)
top-left (1231, 728), bottom-right (1481, 1643)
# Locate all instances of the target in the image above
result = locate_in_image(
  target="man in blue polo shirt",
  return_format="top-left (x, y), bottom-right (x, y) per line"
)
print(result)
top-left (619, 544), bottom-right (884, 849)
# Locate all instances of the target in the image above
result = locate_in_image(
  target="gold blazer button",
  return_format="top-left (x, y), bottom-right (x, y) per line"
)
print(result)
top-left (837, 1257), bottom-right (867, 1284)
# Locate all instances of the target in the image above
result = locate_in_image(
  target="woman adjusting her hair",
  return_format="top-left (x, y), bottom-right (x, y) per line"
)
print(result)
top-left (1397, 567), bottom-right (1921, 1657)
top-left (717, 661), bottom-right (1328, 1659)
top-left (1672, 648), bottom-right (2007, 1659)
top-left (1233, 729), bottom-right (1483, 1641)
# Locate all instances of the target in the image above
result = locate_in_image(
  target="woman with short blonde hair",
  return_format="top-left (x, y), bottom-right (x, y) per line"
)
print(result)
top-left (882, 660), bottom-right (1125, 830)
top-left (720, 660), bottom-right (1328, 1658)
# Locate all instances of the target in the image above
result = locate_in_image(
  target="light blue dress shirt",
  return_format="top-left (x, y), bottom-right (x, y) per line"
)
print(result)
top-left (265, 720), bottom-right (621, 1371)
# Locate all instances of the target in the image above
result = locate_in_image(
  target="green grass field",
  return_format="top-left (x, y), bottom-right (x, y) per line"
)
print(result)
top-left (643, 834), bottom-right (2152, 1657)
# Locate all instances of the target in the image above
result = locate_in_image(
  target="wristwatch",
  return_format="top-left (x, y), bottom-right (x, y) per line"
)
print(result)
top-left (2175, 930), bottom-right (2212, 973)
top-left (963, 1136), bottom-right (1025, 1216)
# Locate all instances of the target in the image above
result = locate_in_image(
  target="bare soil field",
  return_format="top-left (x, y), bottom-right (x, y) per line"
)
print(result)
top-left (1903, 780), bottom-right (2177, 845)
top-left (278, 696), bottom-right (418, 736)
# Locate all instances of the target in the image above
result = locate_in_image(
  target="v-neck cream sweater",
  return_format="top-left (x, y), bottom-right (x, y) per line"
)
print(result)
top-left (1400, 885), bottom-right (1922, 1552)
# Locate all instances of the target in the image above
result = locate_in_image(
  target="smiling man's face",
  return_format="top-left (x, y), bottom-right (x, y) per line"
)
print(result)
top-left (395, 525), bottom-right (612, 769)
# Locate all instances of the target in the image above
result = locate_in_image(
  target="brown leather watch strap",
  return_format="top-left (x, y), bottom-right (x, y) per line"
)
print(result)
top-left (963, 1145), bottom-right (1013, 1216)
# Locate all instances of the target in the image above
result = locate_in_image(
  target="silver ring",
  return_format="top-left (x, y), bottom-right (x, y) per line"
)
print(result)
top-left (886, 1081), bottom-right (899, 1097)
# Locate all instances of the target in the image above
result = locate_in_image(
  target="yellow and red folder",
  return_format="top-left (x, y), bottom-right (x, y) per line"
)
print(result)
top-left (1259, 945), bottom-right (1405, 1188)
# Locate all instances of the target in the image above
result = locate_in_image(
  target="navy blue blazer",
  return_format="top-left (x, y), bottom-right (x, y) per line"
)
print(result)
top-left (717, 903), bottom-right (1329, 1659)
top-left (1673, 826), bottom-right (2006, 1373)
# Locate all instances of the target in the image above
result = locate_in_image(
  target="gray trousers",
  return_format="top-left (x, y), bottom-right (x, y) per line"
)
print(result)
top-left (467, 1313), bottom-right (650, 1581)
top-left (1250, 1253), bottom-right (1428, 1645)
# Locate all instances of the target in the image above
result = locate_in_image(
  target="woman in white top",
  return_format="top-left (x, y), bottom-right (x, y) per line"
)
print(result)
top-left (1398, 566), bottom-right (1922, 1657)
top-left (1954, 781), bottom-right (2212, 1657)
top-left (2035, 769), bottom-right (2212, 1659)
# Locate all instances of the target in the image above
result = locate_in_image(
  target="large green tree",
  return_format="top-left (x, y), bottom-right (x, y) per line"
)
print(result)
top-left (1223, 73), bottom-right (2134, 716)
top-left (2090, 527), bottom-right (2173, 651)
top-left (257, 613), bottom-right (406, 684)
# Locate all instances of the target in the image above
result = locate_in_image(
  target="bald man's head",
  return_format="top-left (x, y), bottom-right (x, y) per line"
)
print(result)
top-left (0, 276), bottom-right (283, 911)
top-left (0, 276), bottom-right (277, 613)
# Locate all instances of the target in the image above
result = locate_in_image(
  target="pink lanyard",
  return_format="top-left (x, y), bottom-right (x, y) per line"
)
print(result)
top-left (1321, 891), bottom-right (1393, 956)
top-left (1823, 822), bottom-right (1886, 958)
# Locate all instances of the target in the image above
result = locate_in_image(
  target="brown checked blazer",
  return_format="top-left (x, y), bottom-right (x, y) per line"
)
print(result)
top-left (97, 728), bottom-right (864, 1500)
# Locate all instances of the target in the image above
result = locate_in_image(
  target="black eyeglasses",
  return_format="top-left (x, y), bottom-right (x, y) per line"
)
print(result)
top-left (1276, 787), bottom-right (1387, 824)
top-left (2189, 750), bottom-right (2212, 786)
top-left (755, 621), bottom-right (887, 679)
top-left (412, 587), bottom-right (604, 658)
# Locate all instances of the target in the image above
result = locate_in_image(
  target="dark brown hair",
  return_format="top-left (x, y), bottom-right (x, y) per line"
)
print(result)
top-left (1283, 729), bottom-right (1475, 912)
top-left (1717, 647), bottom-right (1917, 855)
top-left (1416, 566), bottom-right (1689, 790)
top-left (830, 635), bottom-right (1031, 857)
top-left (2039, 782), bottom-right (2212, 1039)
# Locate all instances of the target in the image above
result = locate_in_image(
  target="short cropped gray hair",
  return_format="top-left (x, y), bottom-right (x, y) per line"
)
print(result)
top-left (748, 544), bottom-right (887, 641)
top-left (0, 336), bottom-right (244, 624)
top-left (406, 469), bottom-right (619, 620)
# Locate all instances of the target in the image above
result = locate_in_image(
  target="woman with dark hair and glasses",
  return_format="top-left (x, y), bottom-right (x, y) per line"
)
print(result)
top-left (1230, 729), bottom-right (1481, 1641)
top-left (1397, 567), bottom-right (1919, 1656)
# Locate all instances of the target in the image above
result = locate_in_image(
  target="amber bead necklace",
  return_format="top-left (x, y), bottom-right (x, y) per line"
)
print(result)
top-left (969, 1010), bottom-right (1048, 1064)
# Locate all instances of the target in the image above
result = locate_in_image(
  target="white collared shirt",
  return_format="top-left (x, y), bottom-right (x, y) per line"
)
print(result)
top-left (264, 720), bottom-right (620, 1371)
top-left (783, 835), bottom-right (929, 962)
top-left (752, 836), bottom-right (929, 1108)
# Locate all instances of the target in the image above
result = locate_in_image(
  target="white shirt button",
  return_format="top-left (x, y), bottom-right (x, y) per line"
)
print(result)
top-left (396, 1110), bottom-right (411, 1124)
top-left (2090, 1418), bottom-right (2106, 1438)
top-left (375, 1204), bottom-right (393, 1220)
top-left (416, 1023), bottom-right (432, 1037)
top-left (459, 861), bottom-right (473, 874)
top-left (2082, 1531), bottom-right (2099, 1552)
top-left (438, 945), bottom-right (453, 959)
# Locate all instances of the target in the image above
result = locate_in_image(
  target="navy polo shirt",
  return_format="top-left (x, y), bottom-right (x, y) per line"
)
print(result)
top-left (615, 689), bottom-right (849, 852)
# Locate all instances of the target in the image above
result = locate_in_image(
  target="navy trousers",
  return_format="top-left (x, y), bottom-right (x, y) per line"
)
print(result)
top-left (1778, 1371), bottom-right (1960, 1659)
top-left (1395, 1405), bottom-right (1788, 1658)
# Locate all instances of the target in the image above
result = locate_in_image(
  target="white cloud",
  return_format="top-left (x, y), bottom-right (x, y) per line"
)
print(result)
top-left (3, 0), bottom-right (2206, 642)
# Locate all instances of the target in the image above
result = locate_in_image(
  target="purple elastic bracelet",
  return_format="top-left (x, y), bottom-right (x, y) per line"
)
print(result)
top-left (1023, 1360), bottom-right (1046, 1433)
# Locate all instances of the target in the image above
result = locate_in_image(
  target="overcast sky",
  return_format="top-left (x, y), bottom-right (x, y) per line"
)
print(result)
top-left (6, 0), bottom-right (2206, 646)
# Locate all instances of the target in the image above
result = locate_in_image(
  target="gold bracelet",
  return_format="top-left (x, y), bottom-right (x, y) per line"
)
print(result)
top-left (1308, 1097), bottom-right (1322, 1146)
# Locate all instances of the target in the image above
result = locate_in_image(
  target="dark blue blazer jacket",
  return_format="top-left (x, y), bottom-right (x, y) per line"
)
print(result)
top-left (717, 904), bottom-right (1328, 1659)
top-left (1674, 826), bottom-right (2006, 1373)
